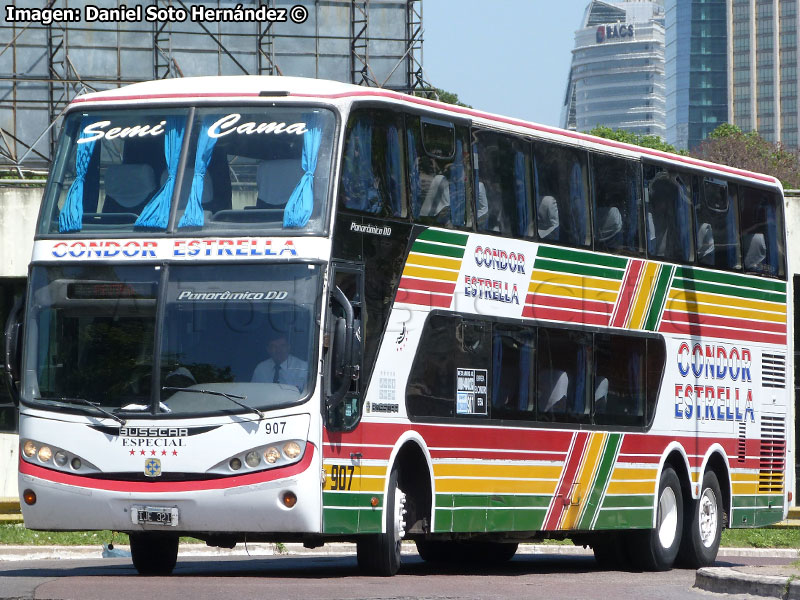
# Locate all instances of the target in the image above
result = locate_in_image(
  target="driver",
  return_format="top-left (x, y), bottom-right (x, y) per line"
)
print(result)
top-left (251, 333), bottom-right (308, 392)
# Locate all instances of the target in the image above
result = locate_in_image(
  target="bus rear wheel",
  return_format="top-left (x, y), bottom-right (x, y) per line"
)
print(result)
top-left (129, 532), bottom-right (179, 575)
top-left (356, 467), bottom-right (406, 576)
top-left (678, 470), bottom-right (723, 567)
top-left (631, 466), bottom-right (683, 571)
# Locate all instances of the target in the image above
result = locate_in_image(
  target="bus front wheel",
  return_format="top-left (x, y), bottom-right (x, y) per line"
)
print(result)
top-left (356, 467), bottom-right (406, 576)
top-left (129, 532), bottom-right (179, 575)
top-left (678, 470), bottom-right (723, 567)
top-left (632, 466), bottom-right (683, 571)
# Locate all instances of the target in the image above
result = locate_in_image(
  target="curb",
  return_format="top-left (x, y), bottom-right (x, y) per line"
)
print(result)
top-left (696, 567), bottom-right (800, 599)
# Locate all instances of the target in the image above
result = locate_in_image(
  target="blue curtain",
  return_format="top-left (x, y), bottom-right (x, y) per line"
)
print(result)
top-left (514, 151), bottom-right (529, 237)
top-left (675, 178), bottom-right (691, 262)
top-left (407, 129), bottom-right (421, 218)
top-left (284, 114), bottom-right (322, 228)
top-left (59, 119), bottom-right (98, 233)
top-left (518, 341), bottom-right (532, 411)
top-left (448, 139), bottom-right (465, 225)
top-left (178, 116), bottom-right (219, 228)
top-left (492, 333), bottom-right (503, 408)
top-left (135, 116), bottom-right (185, 229)
top-left (568, 161), bottom-right (586, 245)
top-left (386, 125), bottom-right (402, 216)
top-left (573, 344), bottom-right (587, 415)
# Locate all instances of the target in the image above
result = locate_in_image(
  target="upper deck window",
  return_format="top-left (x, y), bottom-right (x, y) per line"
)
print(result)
top-left (39, 107), bottom-right (336, 235)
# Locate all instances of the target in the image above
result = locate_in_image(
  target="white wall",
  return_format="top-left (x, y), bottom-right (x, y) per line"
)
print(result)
top-left (0, 434), bottom-right (18, 501)
top-left (0, 186), bottom-right (41, 277)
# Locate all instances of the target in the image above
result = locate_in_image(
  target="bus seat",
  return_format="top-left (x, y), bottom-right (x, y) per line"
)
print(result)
top-left (697, 222), bottom-right (715, 265)
top-left (257, 159), bottom-right (303, 208)
top-left (103, 164), bottom-right (156, 213)
top-left (538, 369), bottom-right (568, 413)
top-left (418, 173), bottom-right (450, 221)
top-left (744, 233), bottom-right (766, 270)
top-left (537, 195), bottom-right (559, 240)
top-left (594, 376), bottom-right (609, 413)
top-left (476, 181), bottom-right (489, 227)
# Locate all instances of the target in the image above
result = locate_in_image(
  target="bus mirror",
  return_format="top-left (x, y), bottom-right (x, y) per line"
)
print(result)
top-left (4, 295), bottom-right (24, 406)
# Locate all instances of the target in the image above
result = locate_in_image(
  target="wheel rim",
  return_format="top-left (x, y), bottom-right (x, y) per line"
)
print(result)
top-left (393, 485), bottom-right (407, 546)
top-left (698, 487), bottom-right (719, 548)
top-left (657, 485), bottom-right (678, 549)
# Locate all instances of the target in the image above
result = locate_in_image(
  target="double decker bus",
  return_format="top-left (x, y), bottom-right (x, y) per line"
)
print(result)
top-left (6, 76), bottom-right (791, 576)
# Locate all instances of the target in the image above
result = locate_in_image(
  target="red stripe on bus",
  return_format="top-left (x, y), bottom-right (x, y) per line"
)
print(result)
top-left (18, 445), bottom-right (315, 493)
top-left (659, 320), bottom-right (786, 345)
top-left (394, 290), bottom-right (452, 308)
top-left (611, 260), bottom-right (644, 328)
top-left (661, 310), bottom-right (787, 334)
top-left (525, 293), bottom-right (614, 316)
top-left (543, 431), bottom-right (589, 530)
top-left (398, 277), bottom-right (457, 295)
top-left (522, 305), bottom-right (610, 326)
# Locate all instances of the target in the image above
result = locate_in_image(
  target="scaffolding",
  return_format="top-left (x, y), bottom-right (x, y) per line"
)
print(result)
top-left (0, 0), bottom-right (430, 171)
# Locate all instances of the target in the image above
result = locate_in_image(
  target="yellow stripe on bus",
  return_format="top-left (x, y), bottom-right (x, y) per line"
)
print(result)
top-left (609, 467), bottom-right (658, 481)
top-left (626, 263), bottom-right (660, 329)
top-left (433, 463), bottom-right (563, 480)
top-left (560, 432), bottom-right (607, 529)
top-left (667, 289), bottom-right (786, 316)
top-left (402, 264), bottom-right (461, 283)
top-left (732, 482), bottom-right (759, 495)
top-left (528, 283), bottom-right (618, 305)
top-left (435, 478), bottom-right (559, 495)
top-left (529, 270), bottom-right (622, 293)
top-left (605, 479), bottom-right (656, 495)
top-left (405, 252), bottom-right (463, 272)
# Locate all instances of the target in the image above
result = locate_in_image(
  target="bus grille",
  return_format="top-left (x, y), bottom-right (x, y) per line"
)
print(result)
top-left (737, 422), bottom-right (746, 463)
top-left (762, 353), bottom-right (786, 389)
top-left (758, 415), bottom-right (785, 493)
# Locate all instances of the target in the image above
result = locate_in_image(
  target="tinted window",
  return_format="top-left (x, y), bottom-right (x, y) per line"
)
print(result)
top-left (594, 334), bottom-right (646, 426)
top-left (537, 328), bottom-right (592, 423)
top-left (491, 325), bottom-right (536, 420)
top-left (340, 109), bottom-right (406, 217)
top-left (592, 154), bottom-right (643, 255)
top-left (473, 130), bottom-right (534, 237)
top-left (739, 186), bottom-right (786, 278)
top-left (694, 179), bottom-right (741, 270)
top-left (534, 142), bottom-right (590, 247)
top-left (644, 165), bottom-right (694, 263)
top-left (407, 116), bottom-right (473, 228)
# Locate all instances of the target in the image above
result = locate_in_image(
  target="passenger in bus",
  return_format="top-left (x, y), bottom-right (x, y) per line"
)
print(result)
top-left (537, 195), bottom-right (559, 241)
top-left (251, 333), bottom-right (308, 392)
top-left (418, 168), bottom-right (450, 222)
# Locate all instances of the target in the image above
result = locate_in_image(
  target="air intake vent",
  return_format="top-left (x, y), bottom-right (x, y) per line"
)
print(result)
top-left (737, 422), bottom-right (746, 463)
top-left (762, 353), bottom-right (786, 389)
top-left (758, 415), bottom-right (785, 493)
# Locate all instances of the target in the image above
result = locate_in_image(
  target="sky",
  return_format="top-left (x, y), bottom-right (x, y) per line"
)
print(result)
top-left (423, 0), bottom-right (590, 127)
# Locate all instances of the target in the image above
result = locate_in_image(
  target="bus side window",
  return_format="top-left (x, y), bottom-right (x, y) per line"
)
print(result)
top-left (473, 129), bottom-right (534, 237)
top-left (407, 116), bottom-right (473, 229)
top-left (645, 338), bottom-right (666, 427)
top-left (694, 179), bottom-right (742, 270)
top-left (339, 109), bottom-right (406, 218)
top-left (592, 154), bottom-right (644, 256)
top-left (593, 334), bottom-right (646, 427)
top-left (739, 186), bottom-right (786, 278)
top-left (533, 142), bottom-right (590, 248)
top-left (643, 165), bottom-right (694, 264)
top-left (536, 328), bottom-right (591, 424)
top-left (491, 325), bottom-right (536, 421)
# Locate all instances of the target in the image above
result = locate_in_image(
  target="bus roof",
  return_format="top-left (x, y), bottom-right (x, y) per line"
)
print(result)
top-left (71, 75), bottom-right (781, 188)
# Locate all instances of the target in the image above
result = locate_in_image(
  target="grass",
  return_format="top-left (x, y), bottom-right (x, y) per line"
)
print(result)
top-left (1, 522), bottom-right (798, 549)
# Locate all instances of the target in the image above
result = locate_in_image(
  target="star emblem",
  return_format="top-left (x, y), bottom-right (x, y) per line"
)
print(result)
top-left (172, 450), bottom-right (178, 456)
top-left (140, 450), bottom-right (146, 456)
top-left (161, 450), bottom-right (167, 456)
top-left (129, 450), bottom-right (135, 456)
top-left (150, 450), bottom-right (157, 456)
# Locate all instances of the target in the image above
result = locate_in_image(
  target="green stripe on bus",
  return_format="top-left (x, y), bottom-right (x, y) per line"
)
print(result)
top-left (577, 433), bottom-right (622, 530)
top-left (533, 258), bottom-right (625, 281)
top-left (644, 265), bottom-right (673, 331)
top-left (412, 240), bottom-right (466, 259)
top-left (323, 492), bottom-right (382, 509)
top-left (323, 508), bottom-right (359, 534)
top-left (435, 494), bottom-right (553, 509)
top-left (442, 508), bottom-right (548, 533)
top-left (599, 495), bottom-right (654, 509)
top-left (593, 508), bottom-right (653, 530)
top-left (675, 266), bottom-right (787, 294)
top-left (416, 229), bottom-right (469, 246)
top-left (536, 245), bottom-right (628, 270)
top-left (732, 495), bottom-right (784, 509)
top-left (751, 507), bottom-right (785, 528)
top-left (672, 277), bottom-right (786, 304)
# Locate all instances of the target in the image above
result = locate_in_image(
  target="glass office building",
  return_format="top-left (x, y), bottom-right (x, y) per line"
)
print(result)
top-left (562, 0), bottom-right (666, 137)
top-left (665, 0), bottom-right (728, 151)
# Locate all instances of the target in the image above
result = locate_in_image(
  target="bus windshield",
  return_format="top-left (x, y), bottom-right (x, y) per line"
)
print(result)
top-left (23, 263), bottom-right (321, 416)
top-left (39, 106), bottom-right (336, 235)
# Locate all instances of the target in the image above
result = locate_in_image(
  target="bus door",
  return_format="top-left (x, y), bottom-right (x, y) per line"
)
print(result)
top-left (323, 263), bottom-right (366, 529)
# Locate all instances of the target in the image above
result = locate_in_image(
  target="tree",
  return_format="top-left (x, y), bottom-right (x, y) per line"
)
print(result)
top-left (586, 126), bottom-right (685, 155)
top-left (413, 87), bottom-right (471, 108)
top-left (692, 123), bottom-right (800, 188)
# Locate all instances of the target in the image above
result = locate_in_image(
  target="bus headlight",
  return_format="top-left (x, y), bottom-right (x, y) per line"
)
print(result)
top-left (245, 451), bottom-right (261, 468)
top-left (37, 446), bottom-right (53, 462)
top-left (22, 440), bottom-right (36, 458)
top-left (282, 442), bottom-right (301, 459)
top-left (264, 447), bottom-right (280, 464)
top-left (54, 451), bottom-right (68, 467)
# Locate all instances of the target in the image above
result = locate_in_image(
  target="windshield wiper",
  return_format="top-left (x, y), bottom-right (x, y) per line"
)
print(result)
top-left (39, 396), bottom-right (126, 427)
top-left (162, 387), bottom-right (264, 420)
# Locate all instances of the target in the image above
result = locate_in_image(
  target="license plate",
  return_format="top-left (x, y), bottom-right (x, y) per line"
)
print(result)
top-left (131, 505), bottom-right (179, 527)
